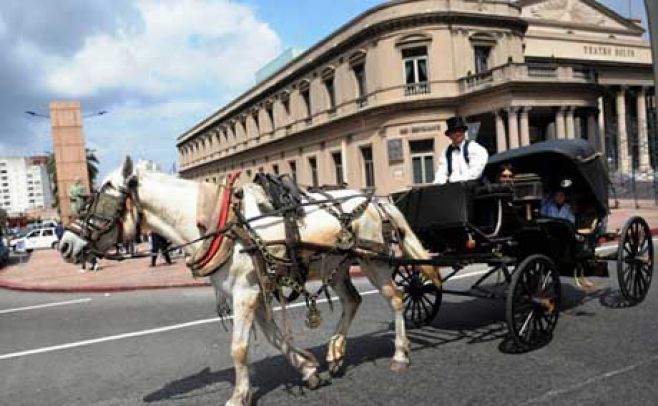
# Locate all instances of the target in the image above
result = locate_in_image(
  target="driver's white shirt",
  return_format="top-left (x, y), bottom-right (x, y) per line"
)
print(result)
top-left (433, 139), bottom-right (488, 184)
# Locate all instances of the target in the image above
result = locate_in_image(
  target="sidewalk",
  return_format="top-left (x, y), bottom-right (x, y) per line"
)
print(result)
top-left (0, 247), bottom-right (210, 293)
top-left (0, 198), bottom-right (656, 293)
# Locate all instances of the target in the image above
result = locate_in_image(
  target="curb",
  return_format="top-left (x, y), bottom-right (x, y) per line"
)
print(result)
top-left (0, 280), bottom-right (212, 293)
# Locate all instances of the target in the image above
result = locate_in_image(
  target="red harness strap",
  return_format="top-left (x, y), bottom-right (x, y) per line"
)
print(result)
top-left (194, 171), bottom-right (241, 269)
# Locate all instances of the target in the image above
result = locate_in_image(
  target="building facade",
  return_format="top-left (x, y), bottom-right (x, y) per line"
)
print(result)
top-left (177, 0), bottom-right (655, 194)
top-left (0, 156), bottom-right (54, 217)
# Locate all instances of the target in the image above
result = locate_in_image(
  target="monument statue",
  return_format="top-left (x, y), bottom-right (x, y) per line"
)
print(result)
top-left (68, 177), bottom-right (87, 217)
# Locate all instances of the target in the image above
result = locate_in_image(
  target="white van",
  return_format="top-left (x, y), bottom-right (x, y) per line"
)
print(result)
top-left (14, 227), bottom-right (59, 253)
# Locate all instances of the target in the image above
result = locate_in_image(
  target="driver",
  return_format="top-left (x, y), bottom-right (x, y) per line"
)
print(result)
top-left (433, 116), bottom-right (488, 184)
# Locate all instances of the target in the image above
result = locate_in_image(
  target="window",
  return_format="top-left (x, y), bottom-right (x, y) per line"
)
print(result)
top-left (332, 152), bottom-right (344, 184)
top-left (474, 46), bottom-right (491, 74)
top-left (266, 104), bottom-right (275, 130)
top-left (308, 157), bottom-right (319, 187)
top-left (410, 139), bottom-right (435, 184)
top-left (273, 164), bottom-right (279, 175)
top-left (42, 229), bottom-right (54, 237)
top-left (301, 88), bottom-right (311, 121)
top-left (252, 111), bottom-right (260, 134)
top-left (281, 94), bottom-right (290, 116)
top-left (288, 160), bottom-right (297, 182)
top-left (360, 146), bottom-right (375, 189)
top-left (324, 77), bottom-right (336, 113)
top-left (402, 47), bottom-right (429, 96)
top-left (353, 63), bottom-right (367, 107)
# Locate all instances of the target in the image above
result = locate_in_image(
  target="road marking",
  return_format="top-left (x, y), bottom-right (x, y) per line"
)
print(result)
top-left (0, 269), bottom-right (488, 361)
top-left (0, 298), bottom-right (92, 315)
top-left (517, 354), bottom-right (658, 405)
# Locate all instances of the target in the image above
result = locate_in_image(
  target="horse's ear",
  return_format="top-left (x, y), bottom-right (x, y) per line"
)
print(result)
top-left (122, 156), bottom-right (134, 180)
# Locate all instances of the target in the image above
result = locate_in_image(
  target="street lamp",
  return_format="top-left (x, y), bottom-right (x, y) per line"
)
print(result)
top-left (25, 110), bottom-right (108, 119)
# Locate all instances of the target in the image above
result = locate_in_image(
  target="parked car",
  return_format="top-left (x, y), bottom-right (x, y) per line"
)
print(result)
top-left (12, 227), bottom-right (59, 253)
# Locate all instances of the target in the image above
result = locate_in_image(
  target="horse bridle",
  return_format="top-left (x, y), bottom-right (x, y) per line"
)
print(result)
top-left (67, 176), bottom-right (143, 258)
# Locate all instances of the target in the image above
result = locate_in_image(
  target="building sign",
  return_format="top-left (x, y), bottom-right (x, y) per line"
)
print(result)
top-left (399, 124), bottom-right (441, 135)
top-left (583, 45), bottom-right (635, 58)
top-left (387, 139), bottom-right (404, 163)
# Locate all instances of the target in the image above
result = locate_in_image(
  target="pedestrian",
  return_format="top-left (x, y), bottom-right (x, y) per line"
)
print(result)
top-left (55, 221), bottom-right (64, 241)
top-left (149, 231), bottom-right (173, 267)
top-left (80, 252), bottom-right (101, 272)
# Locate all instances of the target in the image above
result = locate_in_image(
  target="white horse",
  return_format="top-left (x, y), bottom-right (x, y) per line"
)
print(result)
top-left (58, 157), bottom-right (440, 406)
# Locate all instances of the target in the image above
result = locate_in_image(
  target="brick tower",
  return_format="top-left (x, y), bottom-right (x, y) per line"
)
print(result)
top-left (50, 101), bottom-right (90, 225)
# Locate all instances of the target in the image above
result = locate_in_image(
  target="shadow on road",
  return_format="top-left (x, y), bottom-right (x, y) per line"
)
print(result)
top-left (142, 280), bottom-right (633, 403)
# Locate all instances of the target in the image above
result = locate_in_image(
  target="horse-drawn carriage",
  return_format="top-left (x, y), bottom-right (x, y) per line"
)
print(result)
top-left (392, 139), bottom-right (654, 349)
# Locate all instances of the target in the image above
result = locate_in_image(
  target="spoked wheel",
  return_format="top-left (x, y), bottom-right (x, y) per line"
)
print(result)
top-left (506, 255), bottom-right (561, 350)
top-left (393, 264), bottom-right (442, 328)
top-left (617, 216), bottom-right (654, 304)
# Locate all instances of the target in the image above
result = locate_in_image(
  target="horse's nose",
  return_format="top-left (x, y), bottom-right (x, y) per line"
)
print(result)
top-left (59, 242), bottom-right (70, 257)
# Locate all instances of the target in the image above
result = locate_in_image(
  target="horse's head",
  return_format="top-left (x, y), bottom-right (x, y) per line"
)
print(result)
top-left (59, 156), bottom-right (142, 263)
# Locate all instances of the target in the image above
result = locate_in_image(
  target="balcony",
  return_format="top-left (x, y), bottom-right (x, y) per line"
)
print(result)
top-left (405, 81), bottom-right (430, 96)
top-left (458, 62), bottom-right (597, 93)
top-left (356, 96), bottom-right (369, 109)
top-left (327, 107), bottom-right (337, 118)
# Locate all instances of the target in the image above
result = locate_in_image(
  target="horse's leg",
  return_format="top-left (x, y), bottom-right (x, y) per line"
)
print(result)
top-left (358, 258), bottom-right (410, 372)
top-left (325, 260), bottom-right (361, 376)
top-left (253, 304), bottom-right (321, 388)
top-left (226, 283), bottom-right (259, 406)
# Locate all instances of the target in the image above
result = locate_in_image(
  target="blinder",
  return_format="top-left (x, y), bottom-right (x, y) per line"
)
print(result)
top-left (67, 177), bottom-right (142, 257)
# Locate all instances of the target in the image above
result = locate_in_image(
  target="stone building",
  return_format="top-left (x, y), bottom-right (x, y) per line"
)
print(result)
top-left (177, 0), bottom-right (655, 194)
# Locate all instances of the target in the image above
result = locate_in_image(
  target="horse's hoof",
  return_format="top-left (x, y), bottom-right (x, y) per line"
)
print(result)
top-left (304, 372), bottom-right (322, 390)
top-left (390, 360), bottom-right (409, 373)
top-left (328, 359), bottom-right (344, 377)
top-left (225, 390), bottom-right (252, 406)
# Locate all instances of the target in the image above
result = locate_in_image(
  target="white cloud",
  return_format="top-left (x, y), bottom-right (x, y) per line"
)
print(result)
top-left (44, 0), bottom-right (282, 99)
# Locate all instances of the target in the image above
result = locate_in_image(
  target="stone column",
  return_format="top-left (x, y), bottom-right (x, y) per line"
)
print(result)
top-left (519, 107), bottom-right (531, 146)
top-left (597, 96), bottom-right (606, 156)
top-left (507, 107), bottom-right (519, 149)
top-left (565, 107), bottom-right (576, 139)
top-left (340, 137), bottom-right (349, 184)
top-left (616, 87), bottom-right (630, 174)
top-left (495, 110), bottom-right (507, 152)
top-left (636, 88), bottom-right (651, 172)
top-left (555, 107), bottom-right (566, 139)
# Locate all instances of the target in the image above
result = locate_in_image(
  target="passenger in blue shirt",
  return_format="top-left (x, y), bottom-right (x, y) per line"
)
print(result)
top-left (540, 189), bottom-right (575, 224)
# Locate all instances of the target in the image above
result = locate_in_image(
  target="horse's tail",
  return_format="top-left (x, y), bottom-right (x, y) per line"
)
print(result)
top-left (379, 202), bottom-right (442, 288)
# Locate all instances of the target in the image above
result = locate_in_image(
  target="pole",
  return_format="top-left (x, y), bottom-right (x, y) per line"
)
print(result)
top-left (645, 1), bottom-right (658, 204)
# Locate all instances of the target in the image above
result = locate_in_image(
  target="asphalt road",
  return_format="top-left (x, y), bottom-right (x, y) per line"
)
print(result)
top-left (1, 249), bottom-right (658, 406)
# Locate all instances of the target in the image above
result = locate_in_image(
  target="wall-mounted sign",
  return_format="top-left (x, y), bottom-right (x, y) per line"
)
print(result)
top-left (387, 139), bottom-right (404, 163)
top-left (583, 45), bottom-right (635, 58)
top-left (399, 124), bottom-right (441, 135)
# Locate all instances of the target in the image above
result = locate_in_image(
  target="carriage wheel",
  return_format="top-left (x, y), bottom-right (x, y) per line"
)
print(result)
top-left (393, 264), bottom-right (442, 328)
top-left (506, 255), bottom-right (561, 350)
top-left (617, 216), bottom-right (654, 304)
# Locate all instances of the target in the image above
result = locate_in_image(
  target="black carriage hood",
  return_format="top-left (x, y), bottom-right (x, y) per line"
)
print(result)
top-left (485, 140), bottom-right (609, 216)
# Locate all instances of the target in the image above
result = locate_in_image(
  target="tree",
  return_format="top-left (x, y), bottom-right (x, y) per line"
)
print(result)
top-left (47, 149), bottom-right (100, 209)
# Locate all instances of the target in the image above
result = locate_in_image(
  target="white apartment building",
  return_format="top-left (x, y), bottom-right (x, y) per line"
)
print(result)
top-left (0, 156), bottom-right (54, 217)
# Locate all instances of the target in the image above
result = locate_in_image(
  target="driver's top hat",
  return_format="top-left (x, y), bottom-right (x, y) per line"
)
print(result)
top-left (445, 116), bottom-right (468, 135)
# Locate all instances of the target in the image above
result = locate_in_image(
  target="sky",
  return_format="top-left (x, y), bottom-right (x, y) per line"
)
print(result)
top-left (0, 0), bottom-right (650, 181)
